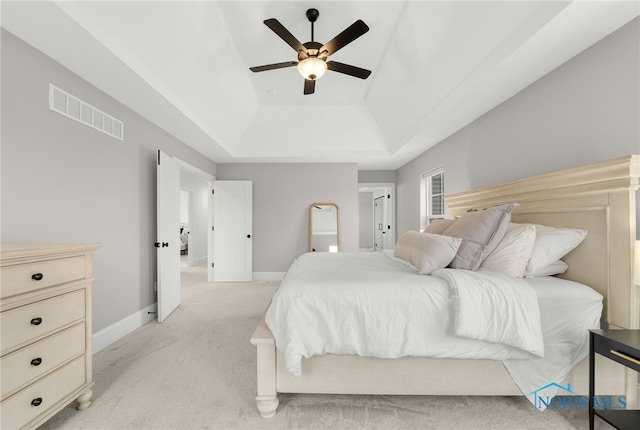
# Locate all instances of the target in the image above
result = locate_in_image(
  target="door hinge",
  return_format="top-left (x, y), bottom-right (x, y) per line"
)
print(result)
top-left (211, 262), bottom-right (214, 268)
top-left (387, 194), bottom-right (391, 199)
top-left (212, 189), bottom-right (215, 194)
top-left (212, 226), bottom-right (215, 231)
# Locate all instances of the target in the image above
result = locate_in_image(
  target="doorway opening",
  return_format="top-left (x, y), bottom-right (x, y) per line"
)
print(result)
top-left (179, 168), bottom-right (212, 272)
top-left (358, 183), bottom-right (395, 251)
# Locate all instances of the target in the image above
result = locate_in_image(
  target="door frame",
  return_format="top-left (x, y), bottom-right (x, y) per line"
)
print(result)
top-left (358, 183), bottom-right (396, 250)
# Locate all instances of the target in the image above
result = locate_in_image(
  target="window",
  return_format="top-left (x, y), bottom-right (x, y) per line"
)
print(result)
top-left (420, 166), bottom-right (445, 230)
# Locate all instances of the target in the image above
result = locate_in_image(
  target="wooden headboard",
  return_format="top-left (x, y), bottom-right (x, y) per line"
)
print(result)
top-left (445, 155), bottom-right (640, 330)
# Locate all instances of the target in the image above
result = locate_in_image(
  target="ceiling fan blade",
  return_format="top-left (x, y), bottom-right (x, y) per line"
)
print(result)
top-left (303, 79), bottom-right (316, 95)
top-left (326, 61), bottom-right (371, 79)
top-left (320, 20), bottom-right (369, 57)
top-left (264, 18), bottom-right (307, 54)
top-left (250, 61), bottom-right (298, 73)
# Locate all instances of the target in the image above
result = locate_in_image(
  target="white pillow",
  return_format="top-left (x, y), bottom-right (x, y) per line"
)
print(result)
top-left (524, 224), bottom-right (588, 272)
top-left (524, 260), bottom-right (569, 277)
top-left (481, 224), bottom-right (536, 277)
top-left (394, 231), bottom-right (462, 275)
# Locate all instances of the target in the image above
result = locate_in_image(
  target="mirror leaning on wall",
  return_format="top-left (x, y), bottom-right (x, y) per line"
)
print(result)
top-left (309, 203), bottom-right (340, 252)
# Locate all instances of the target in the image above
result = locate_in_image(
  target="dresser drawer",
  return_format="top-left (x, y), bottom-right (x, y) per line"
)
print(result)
top-left (1, 290), bottom-right (85, 354)
top-left (0, 356), bottom-right (85, 430)
top-left (1, 256), bottom-right (86, 299)
top-left (1, 323), bottom-right (85, 398)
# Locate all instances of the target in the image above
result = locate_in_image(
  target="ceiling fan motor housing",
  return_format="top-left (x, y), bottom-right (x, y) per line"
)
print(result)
top-left (299, 41), bottom-right (323, 61)
top-left (306, 8), bottom-right (320, 23)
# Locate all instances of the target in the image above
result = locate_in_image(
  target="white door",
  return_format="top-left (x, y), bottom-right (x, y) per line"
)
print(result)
top-left (374, 196), bottom-right (385, 251)
top-left (156, 150), bottom-right (180, 322)
top-left (213, 180), bottom-right (252, 281)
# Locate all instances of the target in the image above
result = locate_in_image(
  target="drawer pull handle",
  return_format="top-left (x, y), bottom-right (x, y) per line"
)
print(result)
top-left (31, 273), bottom-right (44, 281)
top-left (31, 357), bottom-right (43, 366)
top-left (31, 397), bottom-right (43, 407)
top-left (610, 349), bottom-right (640, 366)
top-left (30, 317), bottom-right (43, 326)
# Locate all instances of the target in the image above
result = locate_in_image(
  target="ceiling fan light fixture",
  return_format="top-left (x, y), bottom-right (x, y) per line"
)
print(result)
top-left (297, 57), bottom-right (327, 80)
top-left (250, 9), bottom-right (370, 94)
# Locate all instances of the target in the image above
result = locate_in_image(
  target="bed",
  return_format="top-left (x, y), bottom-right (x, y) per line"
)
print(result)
top-left (251, 155), bottom-right (639, 418)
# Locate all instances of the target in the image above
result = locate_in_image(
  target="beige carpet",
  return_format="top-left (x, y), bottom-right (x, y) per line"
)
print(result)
top-left (39, 266), bottom-right (614, 430)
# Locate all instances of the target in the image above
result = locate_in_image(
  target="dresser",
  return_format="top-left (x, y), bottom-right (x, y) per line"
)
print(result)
top-left (1, 243), bottom-right (99, 430)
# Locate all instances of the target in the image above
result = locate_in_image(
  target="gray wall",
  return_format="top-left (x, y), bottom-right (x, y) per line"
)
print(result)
top-left (359, 192), bottom-right (374, 249)
top-left (396, 17), bottom-right (640, 237)
top-left (0, 30), bottom-right (216, 332)
top-left (216, 163), bottom-right (359, 272)
top-left (358, 170), bottom-right (397, 184)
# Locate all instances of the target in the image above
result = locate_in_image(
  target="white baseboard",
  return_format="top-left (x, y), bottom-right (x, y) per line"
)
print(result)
top-left (253, 272), bottom-right (286, 281)
top-left (92, 303), bottom-right (156, 354)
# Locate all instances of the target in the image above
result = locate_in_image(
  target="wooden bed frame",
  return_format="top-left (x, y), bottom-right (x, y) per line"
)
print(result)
top-left (251, 155), bottom-right (640, 418)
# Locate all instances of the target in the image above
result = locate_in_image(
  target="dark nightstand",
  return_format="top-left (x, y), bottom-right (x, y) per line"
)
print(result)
top-left (589, 329), bottom-right (640, 430)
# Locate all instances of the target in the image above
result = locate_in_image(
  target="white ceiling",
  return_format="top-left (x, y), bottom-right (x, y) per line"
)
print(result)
top-left (2, 1), bottom-right (639, 169)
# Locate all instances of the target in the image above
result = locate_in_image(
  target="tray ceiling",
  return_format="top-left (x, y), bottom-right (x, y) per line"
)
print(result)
top-left (2, 1), bottom-right (638, 169)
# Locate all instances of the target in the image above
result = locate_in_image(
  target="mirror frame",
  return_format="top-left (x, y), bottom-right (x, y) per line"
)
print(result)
top-left (309, 202), bottom-right (340, 252)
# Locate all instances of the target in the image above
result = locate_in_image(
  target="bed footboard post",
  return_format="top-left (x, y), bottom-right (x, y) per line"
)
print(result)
top-left (251, 315), bottom-right (279, 418)
top-left (255, 342), bottom-right (279, 418)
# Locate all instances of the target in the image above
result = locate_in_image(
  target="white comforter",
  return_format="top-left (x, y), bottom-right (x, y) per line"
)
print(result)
top-left (433, 268), bottom-right (544, 357)
top-left (266, 252), bottom-right (543, 377)
top-left (265, 251), bottom-right (602, 407)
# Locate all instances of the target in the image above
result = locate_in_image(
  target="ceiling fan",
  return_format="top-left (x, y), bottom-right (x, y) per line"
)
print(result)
top-left (249, 8), bottom-right (371, 95)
